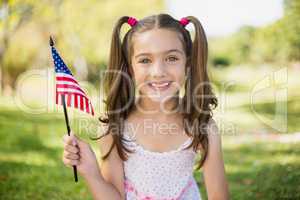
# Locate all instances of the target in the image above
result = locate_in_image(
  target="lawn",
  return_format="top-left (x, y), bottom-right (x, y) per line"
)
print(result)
top-left (0, 105), bottom-right (299, 200)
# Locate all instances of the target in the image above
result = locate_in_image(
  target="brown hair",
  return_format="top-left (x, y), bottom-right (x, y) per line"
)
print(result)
top-left (95, 13), bottom-right (217, 170)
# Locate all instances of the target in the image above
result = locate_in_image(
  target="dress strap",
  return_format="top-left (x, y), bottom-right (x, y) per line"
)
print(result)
top-left (177, 137), bottom-right (193, 151)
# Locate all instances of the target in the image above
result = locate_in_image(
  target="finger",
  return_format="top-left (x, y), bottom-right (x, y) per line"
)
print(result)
top-left (64, 143), bottom-right (79, 154)
top-left (63, 157), bottom-right (79, 167)
top-left (69, 131), bottom-right (79, 146)
top-left (63, 133), bottom-right (78, 146)
top-left (64, 151), bottom-right (80, 160)
top-left (75, 136), bottom-right (90, 149)
top-left (62, 134), bottom-right (68, 143)
top-left (62, 134), bottom-right (74, 144)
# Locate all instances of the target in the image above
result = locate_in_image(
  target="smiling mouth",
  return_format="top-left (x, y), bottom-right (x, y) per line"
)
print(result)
top-left (148, 81), bottom-right (172, 91)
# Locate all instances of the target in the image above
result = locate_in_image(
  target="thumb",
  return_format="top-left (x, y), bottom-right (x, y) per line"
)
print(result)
top-left (70, 130), bottom-right (88, 147)
top-left (69, 130), bottom-right (80, 146)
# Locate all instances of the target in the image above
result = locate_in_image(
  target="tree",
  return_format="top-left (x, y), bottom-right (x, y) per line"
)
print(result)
top-left (283, 0), bottom-right (300, 60)
top-left (0, 0), bottom-right (34, 95)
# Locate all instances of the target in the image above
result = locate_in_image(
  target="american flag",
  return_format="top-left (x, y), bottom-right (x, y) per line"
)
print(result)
top-left (51, 46), bottom-right (94, 116)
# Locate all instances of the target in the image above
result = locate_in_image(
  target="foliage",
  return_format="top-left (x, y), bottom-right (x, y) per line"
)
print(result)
top-left (209, 0), bottom-right (300, 66)
top-left (0, 0), bottom-right (164, 88)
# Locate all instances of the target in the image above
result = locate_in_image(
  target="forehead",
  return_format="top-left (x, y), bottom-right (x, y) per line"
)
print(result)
top-left (132, 28), bottom-right (184, 56)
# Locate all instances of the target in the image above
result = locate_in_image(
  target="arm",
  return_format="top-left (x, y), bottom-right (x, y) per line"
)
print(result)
top-left (86, 133), bottom-right (125, 200)
top-left (62, 131), bottom-right (125, 200)
top-left (202, 118), bottom-right (230, 200)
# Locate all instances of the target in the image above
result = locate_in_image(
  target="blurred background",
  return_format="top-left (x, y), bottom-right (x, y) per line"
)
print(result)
top-left (0, 0), bottom-right (299, 199)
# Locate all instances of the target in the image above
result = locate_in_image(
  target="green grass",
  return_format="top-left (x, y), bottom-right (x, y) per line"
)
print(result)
top-left (195, 139), bottom-right (300, 200)
top-left (0, 108), bottom-right (94, 199)
top-left (0, 104), bottom-right (299, 199)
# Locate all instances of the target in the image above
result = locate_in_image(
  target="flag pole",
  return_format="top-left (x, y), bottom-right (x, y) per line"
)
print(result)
top-left (62, 94), bottom-right (78, 182)
top-left (50, 36), bottom-right (78, 182)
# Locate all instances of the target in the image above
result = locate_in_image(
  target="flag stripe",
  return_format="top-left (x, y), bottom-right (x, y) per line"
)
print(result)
top-left (56, 73), bottom-right (77, 80)
top-left (80, 96), bottom-right (84, 111)
top-left (52, 46), bottom-right (94, 116)
top-left (56, 76), bottom-right (78, 84)
top-left (70, 94), bottom-right (74, 107)
top-left (91, 104), bottom-right (94, 115)
top-left (85, 97), bottom-right (90, 113)
top-left (56, 84), bottom-right (85, 94)
top-left (67, 93), bottom-right (71, 106)
top-left (57, 88), bottom-right (87, 98)
top-left (56, 92), bottom-right (59, 104)
top-left (74, 94), bottom-right (78, 108)
top-left (57, 91), bottom-right (86, 99)
top-left (56, 80), bottom-right (82, 88)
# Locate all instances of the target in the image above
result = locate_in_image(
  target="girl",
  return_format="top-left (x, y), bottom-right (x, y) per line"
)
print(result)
top-left (62, 13), bottom-right (229, 200)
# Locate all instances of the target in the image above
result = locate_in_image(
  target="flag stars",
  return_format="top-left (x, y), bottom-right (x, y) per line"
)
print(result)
top-left (52, 47), bottom-right (72, 75)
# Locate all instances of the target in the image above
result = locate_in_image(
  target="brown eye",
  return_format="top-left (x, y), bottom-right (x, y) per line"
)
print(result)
top-left (167, 56), bottom-right (178, 62)
top-left (138, 58), bottom-right (151, 64)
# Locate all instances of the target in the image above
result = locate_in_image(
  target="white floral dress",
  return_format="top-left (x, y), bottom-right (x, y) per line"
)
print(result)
top-left (122, 130), bottom-right (202, 200)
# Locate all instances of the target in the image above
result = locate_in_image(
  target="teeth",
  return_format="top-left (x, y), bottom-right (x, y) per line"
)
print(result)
top-left (151, 82), bottom-right (169, 87)
top-left (150, 82), bottom-right (170, 88)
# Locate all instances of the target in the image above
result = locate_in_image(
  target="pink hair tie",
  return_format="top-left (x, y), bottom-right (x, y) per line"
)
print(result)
top-left (179, 17), bottom-right (190, 27)
top-left (127, 17), bottom-right (138, 27)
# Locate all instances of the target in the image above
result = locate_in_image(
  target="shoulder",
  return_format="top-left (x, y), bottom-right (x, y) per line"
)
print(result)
top-left (206, 118), bottom-right (222, 148)
top-left (207, 118), bottom-right (220, 140)
top-left (204, 118), bottom-right (224, 161)
top-left (97, 134), bottom-right (114, 157)
top-left (96, 122), bottom-right (126, 164)
top-left (201, 118), bottom-right (224, 170)
top-left (96, 123), bottom-right (115, 157)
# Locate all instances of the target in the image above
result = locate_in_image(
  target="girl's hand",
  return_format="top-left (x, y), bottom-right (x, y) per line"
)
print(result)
top-left (62, 131), bottom-right (101, 180)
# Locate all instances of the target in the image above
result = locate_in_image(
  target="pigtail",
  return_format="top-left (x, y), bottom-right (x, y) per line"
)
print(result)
top-left (185, 16), bottom-right (209, 118)
top-left (105, 16), bottom-right (130, 103)
top-left (96, 16), bottom-right (135, 161)
top-left (183, 16), bottom-right (218, 170)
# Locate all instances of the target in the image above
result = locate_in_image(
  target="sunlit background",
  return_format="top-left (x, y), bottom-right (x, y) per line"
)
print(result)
top-left (167, 0), bottom-right (284, 36)
top-left (0, 0), bottom-right (299, 199)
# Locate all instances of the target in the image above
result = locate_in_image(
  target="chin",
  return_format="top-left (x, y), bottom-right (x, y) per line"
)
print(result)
top-left (144, 91), bottom-right (178, 103)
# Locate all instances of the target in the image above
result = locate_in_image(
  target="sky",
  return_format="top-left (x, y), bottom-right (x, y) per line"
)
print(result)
top-left (166, 0), bottom-right (284, 37)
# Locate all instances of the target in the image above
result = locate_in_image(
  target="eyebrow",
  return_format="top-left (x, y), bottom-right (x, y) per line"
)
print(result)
top-left (134, 49), bottom-right (184, 59)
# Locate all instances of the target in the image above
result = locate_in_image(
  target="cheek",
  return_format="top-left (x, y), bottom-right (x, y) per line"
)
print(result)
top-left (171, 64), bottom-right (186, 83)
top-left (173, 72), bottom-right (185, 91)
top-left (131, 66), bottom-right (147, 86)
top-left (172, 65), bottom-right (185, 90)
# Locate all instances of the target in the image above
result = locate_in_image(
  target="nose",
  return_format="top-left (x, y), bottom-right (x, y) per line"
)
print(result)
top-left (150, 60), bottom-right (166, 78)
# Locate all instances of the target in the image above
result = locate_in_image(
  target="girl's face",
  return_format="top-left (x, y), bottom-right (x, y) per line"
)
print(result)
top-left (131, 28), bottom-right (187, 103)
